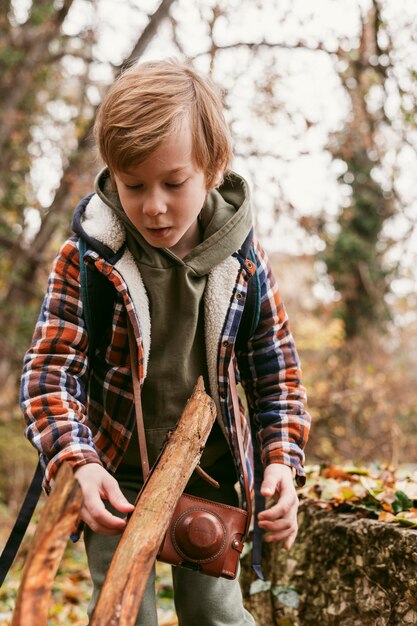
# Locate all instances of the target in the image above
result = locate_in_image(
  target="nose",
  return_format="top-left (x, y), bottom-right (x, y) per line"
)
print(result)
top-left (142, 189), bottom-right (166, 217)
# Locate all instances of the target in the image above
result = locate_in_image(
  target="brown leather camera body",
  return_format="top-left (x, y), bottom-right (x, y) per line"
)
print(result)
top-left (158, 493), bottom-right (248, 579)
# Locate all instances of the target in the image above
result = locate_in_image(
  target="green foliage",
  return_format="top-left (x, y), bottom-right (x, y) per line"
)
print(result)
top-left (322, 152), bottom-right (393, 337)
top-left (391, 490), bottom-right (412, 515)
top-left (27, 1), bottom-right (57, 27)
top-left (0, 47), bottom-right (25, 68)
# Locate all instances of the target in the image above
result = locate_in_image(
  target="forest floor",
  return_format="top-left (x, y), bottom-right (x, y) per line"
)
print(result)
top-left (0, 506), bottom-right (178, 626)
top-left (2, 463), bottom-right (417, 625)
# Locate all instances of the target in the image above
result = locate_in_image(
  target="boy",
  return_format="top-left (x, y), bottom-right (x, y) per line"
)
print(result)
top-left (20, 59), bottom-right (311, 625)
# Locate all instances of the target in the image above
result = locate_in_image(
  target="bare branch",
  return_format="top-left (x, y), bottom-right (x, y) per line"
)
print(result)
top-left (192, 39), bottom-right (332, 61)
top-left (119, 0), bottom-right (176, 71)
top-left (169, 14), bottom-right (186, 56)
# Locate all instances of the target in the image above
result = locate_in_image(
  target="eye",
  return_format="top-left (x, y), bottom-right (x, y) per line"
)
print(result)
top-left (166, 179), bottom-right (187, 188)
top-left (125, 183), bottom-right (143, 190)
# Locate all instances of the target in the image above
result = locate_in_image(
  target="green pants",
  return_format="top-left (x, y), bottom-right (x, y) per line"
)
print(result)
top-left (84, 483), bottom-right (255, 626)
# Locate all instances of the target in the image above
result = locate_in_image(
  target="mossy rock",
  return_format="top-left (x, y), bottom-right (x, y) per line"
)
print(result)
top-left (241, 500), bottom-right (417, 626)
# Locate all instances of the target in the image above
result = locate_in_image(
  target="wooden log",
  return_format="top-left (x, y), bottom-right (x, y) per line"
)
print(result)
top-left (11, 463), bottom-right (82, 626)
top-left (90, 376), bottom-right (217, 626)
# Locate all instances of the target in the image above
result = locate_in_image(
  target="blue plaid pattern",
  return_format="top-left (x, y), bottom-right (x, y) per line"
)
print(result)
top-left (21, 234), bottom-right (310, 496)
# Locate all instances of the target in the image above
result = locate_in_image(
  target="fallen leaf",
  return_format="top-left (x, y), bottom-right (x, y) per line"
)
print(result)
top-left (321, 466), bottom-right (358, 481)
top-left (378, 511), bottom-right (396, 522)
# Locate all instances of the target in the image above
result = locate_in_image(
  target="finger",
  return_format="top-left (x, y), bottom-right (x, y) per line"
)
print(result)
top-left (81, 504), bottom-right (128, 535)
top-left (264, 523), bottom-right (298, 544)
top-left (260, 480), bottom-right (276, 498)
top-left (257, 517), bottom-right (293, 533)
top-left (264, 528), bottom-right (292, 543)
top-left (260, 464), bottom-right (293, 498)
top-left (102, 476), bottom-right (135, 514)
top-left (81, 507), bottom-right (127, 536)
top-left (82, 491), bottom-right (129, 532)
top-left (260, 472), bottom-right (280, 498)
top-left (283, 528), bottom-right (298, 550)
top-left (258, 493), bottom-right (298, 521)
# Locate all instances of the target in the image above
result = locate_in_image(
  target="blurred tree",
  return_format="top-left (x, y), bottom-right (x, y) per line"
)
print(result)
top-left (0, 0), bottom-right (84, 386)
top-left (323, 0), bottom-right (414, 337)
top-left (0, 0), bottom-right (176, 390)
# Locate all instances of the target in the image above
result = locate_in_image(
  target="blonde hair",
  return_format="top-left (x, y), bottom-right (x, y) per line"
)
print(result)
top-left (94, 59), bottom-right (233, 188)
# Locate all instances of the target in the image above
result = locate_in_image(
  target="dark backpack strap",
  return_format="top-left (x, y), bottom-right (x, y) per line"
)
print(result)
top-left (0, 461), bottom-right (43, 586)
top-left (234, 233), bottom-right (265, 578)
top-left (250, 432), bottom-right (266, 579)
top-left (235, 246), bottom-right (261, 352)
top-left (78, 237), bottom-right (117, 360)
top-left (78, 237), bottom-right (92, 346)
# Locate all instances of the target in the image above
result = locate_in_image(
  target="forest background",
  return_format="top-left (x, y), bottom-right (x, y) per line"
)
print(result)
top-left (0, 0), bottom-right (417, 621)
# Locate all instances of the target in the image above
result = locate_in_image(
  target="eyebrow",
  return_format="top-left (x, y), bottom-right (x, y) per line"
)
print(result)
top-left (162, 166), bottom-right (189, 174)
top-left (123, 165), bottom-right (189, 179)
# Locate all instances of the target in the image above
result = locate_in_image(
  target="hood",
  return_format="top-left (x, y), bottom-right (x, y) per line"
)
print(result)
top-left (80, 168), bottom-right (253, 275)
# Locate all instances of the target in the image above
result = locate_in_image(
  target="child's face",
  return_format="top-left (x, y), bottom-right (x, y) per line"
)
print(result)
top-left (113, 121), bottom-right (210, 259)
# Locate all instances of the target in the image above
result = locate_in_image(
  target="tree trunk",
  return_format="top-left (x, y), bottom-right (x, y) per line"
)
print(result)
top-left (241, 500), bottom-right (417, 626)
top-left (90, 377), bottom-right (217, 626)
top-left (323, 3), bottom-right (394, 337)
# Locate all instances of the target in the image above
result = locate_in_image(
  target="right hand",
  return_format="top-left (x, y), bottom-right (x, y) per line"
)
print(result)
top-left (74, 464), bottom-right (135, 535)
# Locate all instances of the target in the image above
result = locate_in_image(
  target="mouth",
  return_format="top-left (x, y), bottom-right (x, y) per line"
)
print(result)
top-left (146, 227), bottom-right (172, 238)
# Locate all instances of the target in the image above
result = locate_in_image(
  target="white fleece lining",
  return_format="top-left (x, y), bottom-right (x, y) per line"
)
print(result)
top-left (81, 195), bottom-right (151, 373)
top-left (114, 249), bottom-right (151, 374)
top-left (204, 256), bottom-right (241, 416)
top-left (82, 194), bottom-right (126, 252)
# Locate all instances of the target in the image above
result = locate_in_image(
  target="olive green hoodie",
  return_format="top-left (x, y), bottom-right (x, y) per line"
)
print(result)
top-left (95, 169), bottom-right (252, 483)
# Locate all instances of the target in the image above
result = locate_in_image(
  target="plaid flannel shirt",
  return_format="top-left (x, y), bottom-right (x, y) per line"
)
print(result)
top-left (20, 228), bottom-right (310, 498)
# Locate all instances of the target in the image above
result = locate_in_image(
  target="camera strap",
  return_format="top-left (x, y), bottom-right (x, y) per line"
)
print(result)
top-left (126, 321), bottom-right (252, 537)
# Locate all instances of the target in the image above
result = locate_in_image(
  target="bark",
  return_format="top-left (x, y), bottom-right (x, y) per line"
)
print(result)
top-left (90, 377), bottom-right (217, 626)
top-left (241, 500), bottom-right (417, 626)
top-left (11, 463), bottom-right (82, 626)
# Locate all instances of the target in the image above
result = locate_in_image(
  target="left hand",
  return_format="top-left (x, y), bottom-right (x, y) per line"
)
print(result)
top-left (257, 463), bottom-right (299, 549)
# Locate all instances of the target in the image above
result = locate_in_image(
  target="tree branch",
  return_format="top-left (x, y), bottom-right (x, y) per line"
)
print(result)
top-left (192, 39), bottom-right (332, 60)
top-left (119, 0), bottom-right (176, 71)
